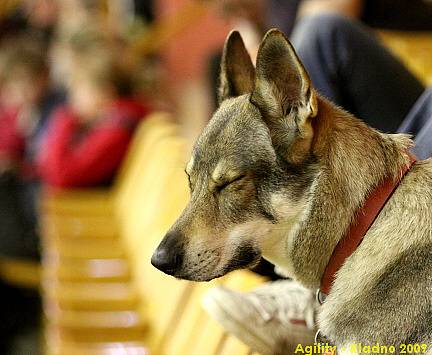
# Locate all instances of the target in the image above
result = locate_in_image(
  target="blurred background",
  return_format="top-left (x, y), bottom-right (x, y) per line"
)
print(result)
top-left (0, 1), bottom-right (431, 354)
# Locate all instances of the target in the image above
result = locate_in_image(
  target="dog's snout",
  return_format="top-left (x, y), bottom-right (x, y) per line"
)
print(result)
top-left (151, 232), bottom-right (184, 275)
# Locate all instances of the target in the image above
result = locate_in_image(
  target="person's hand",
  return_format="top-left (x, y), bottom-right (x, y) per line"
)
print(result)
top-left (218, 0), bottom-right (267, 28)
top-left (0, 155), bottom-right (19, 175)
top-left (298, 0), bottom-right (364, 19)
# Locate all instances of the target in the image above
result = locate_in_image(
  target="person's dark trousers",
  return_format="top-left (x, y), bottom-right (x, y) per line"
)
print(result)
top-left (0, 172), bottom-right (40, 260)
top-left (397, 87), bottom-right (432, 160)
top-left (0, 280), bottom-right (41, 354)
top-left (291, 14), bottom-right (425, 133)
top-left (0, 173), bottom-right (41, 354)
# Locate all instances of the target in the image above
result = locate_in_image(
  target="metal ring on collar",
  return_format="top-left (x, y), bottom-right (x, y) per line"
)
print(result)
top-left (316, 289), bottom-right (327, 305)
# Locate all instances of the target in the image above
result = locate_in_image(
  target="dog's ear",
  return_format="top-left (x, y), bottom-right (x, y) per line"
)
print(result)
top-left (251, 29), bottom-right (318, 126)
top-left (218, 30), bottom-right (255, 104)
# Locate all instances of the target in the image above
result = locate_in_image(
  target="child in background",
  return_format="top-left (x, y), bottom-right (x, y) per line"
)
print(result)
top-left (0, 37), bottom-right (62, 259)
top-left (38, 47), bottom-right (152, 188)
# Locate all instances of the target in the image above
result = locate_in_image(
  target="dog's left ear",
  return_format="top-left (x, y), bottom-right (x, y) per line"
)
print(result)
top-left (251, 29), bottom-right (318, 127)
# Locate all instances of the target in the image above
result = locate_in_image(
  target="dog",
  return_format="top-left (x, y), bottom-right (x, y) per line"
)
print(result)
top-left (152, 29), bottom-right (432, 353)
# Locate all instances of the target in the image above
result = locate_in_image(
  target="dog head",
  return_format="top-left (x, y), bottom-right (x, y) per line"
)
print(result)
top-left (152, 29), bottom-right (319, 281)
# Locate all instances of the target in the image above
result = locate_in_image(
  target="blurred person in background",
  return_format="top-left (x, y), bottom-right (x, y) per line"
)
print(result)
top-left (213, 0), bottom-right (432, 127)
top-left (213, 0), bottom-right (431, 124)
top-left (0, 2), bottom-right (157, 353)
top-left (0, 0), bottom-right (59, 46)
top-left (0, 35), bottom-right (63, 355)
top-left (38, 43), bottom-right (153, 188)
top-left (51, 0), bottom-right (162, 105)
top-left (0, 0), bottom-right (159, 261)
top-left (204, 1), bottom-right (432, 353)
top-left (0, 36), bottom-right (64, 260)
top-left (219, 0), bottom-right (432, 38)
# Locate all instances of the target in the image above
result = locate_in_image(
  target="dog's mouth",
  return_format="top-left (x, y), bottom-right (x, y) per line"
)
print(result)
top-left (222, 242), bottom-right (262, 273)
top-left (174, 242), bottom-right (262, 282)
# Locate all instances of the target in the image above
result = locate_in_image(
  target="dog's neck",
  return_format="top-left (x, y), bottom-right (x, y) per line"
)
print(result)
top-left (269, 97), bottom-right (412, 289)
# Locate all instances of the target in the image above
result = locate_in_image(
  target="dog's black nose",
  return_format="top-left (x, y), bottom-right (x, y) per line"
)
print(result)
top-left (151, 248), bottom-right (179, 274)
top-left (151, 232), bottom-right (183, 275)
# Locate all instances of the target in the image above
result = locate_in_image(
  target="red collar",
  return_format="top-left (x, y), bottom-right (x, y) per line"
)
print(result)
top-left (320, 153), bottom-right (417, 296)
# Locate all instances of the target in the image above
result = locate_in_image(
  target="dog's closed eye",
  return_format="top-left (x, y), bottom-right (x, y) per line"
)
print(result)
top-left (215, 174), bottom-right (246, 192)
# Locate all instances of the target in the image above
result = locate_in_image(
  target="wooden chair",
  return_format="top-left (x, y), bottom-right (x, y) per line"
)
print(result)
top-left (380, 30), bottom-right (432, 85)
top-left (43, 257), bottom-right (130, 283)
top-left (41, 113), bottom-right (181, 354)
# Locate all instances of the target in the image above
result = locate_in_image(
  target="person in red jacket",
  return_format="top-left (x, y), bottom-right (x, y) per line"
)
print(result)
top-left (38, 48), bottom-right (152, 188)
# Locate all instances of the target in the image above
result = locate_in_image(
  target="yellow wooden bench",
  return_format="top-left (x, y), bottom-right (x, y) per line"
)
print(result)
top-left (380, 30), bottom-right (432, 85)
top-left (41, 113), bottom-right (180, 354)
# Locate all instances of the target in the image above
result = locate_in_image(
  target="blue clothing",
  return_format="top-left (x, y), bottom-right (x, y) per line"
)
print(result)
top-left (25, 89), bottom-right (66, 167)
top-left (268, 0), bottom-right (432, 37)
top-left (290, 14), bottom-right (431, 158)
top-left (398, 88), bottom-right (432, 160)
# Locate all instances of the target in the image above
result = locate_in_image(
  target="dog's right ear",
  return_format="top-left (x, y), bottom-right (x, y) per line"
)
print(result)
top-left (218, 31), bottom-right (255, 105)
top-left (250, 29), bottom-right (318, 163)
top-left (251, 29), bottom-right (317, 122)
